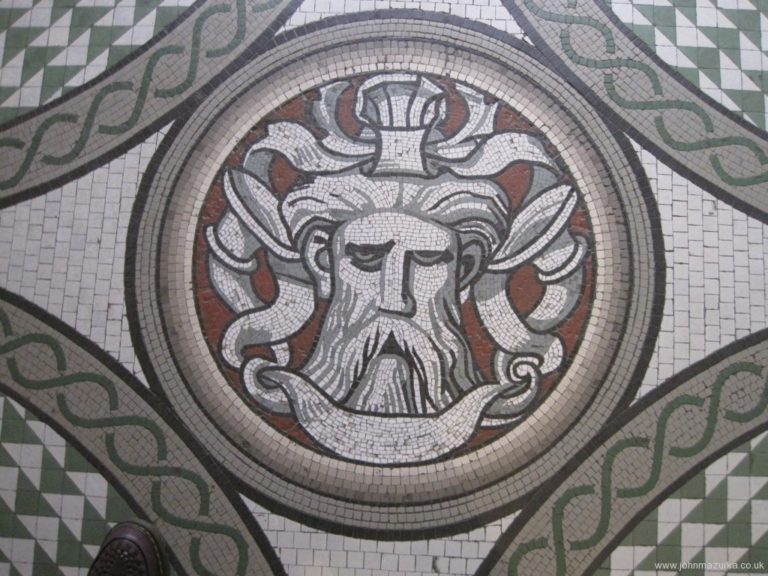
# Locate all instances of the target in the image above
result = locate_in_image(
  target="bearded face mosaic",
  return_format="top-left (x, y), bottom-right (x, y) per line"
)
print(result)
top-left (3, 1), bottom-right (768, 574)
top-left (132, 22), bottom-right (659, 532)
top-left (195, 72), bottom-right (594, 464)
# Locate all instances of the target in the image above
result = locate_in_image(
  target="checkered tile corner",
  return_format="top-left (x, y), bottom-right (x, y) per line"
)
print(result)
top-left (0, 394), bottom-right (137, 576)
top-left (3, 0), bottom-right (766, 129)
top-left (0, 0), bottom-right (195, 124)
top-left (598, 431), bottom-right (768, 575)
top-left (610, 0), bottom-right (768, 129)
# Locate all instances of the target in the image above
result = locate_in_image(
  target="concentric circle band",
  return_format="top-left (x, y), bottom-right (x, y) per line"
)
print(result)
top-left (131, 19), bottom-right (659, 533)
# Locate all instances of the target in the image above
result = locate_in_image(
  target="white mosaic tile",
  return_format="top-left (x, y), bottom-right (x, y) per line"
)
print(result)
top-left (0, 129), bottom-right (170, 384)
top-left (243, 496), bottom-right (515, 576)
top-left (633, 141), bottom-right (768, 399)
top-left (281, 0), bottom-right (526, 38)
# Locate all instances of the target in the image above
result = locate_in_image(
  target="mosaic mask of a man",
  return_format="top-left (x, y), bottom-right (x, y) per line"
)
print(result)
top-left (201, 73), bottom-right (587, 463)
top-left (283, 173), bottom-right (508, 415)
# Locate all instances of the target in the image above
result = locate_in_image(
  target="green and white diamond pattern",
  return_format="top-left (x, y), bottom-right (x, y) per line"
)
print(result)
top-left (0, 0), bottom-right (195, 124)
top-left (598, 431), bottom-right (768, 575)
top-left (0, 1), bottom-right (767, 574)
top-left (0, 395), bottom-right (134, 576)
top-left (610, 0), bottom-right (768, 129)
top-left (1, 0), bottom-right (764, 127)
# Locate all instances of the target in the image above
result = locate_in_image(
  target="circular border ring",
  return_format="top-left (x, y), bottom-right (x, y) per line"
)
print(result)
top-left (130, 18), bottom-right (662, 535)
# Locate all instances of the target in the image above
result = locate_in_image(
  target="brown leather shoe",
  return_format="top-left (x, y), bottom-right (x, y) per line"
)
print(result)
top-left (88, 521), bottom-right (167, 576)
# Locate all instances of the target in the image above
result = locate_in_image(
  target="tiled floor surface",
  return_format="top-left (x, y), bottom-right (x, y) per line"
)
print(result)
top-left (0, 1), bottom-right (767, 575)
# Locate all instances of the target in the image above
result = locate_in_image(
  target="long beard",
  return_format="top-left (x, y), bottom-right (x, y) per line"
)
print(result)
top-left (303, 286), bottom-right (479, 414)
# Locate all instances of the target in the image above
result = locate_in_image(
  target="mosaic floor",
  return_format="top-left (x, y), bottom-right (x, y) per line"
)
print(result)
top-left (0, 1), bottom-right (767, 575)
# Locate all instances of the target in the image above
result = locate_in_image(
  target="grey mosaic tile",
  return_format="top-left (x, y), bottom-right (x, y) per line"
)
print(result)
top-left (0, 1), bottom-right (766, 575)
top-left (0, 128), bottom-right (169, 384)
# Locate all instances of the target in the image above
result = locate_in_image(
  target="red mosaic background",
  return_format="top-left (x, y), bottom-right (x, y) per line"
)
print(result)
top-left (192, 74), bottom-right (595, 455)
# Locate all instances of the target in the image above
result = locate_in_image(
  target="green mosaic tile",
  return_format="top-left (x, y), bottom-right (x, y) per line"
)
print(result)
top-left (156, 5), bottom-right (188, 30)
top-left (104, 44), bottom-right (134, 69)
top-left (703, 498), bottom-right (728, 524)
top-left (633, 519), bottom-right (661, 547)
top-left (734, 450), bottom-right (768, 476)
top-left (4, 29), bottom-right (33, 59)
top-left (39, 66), bottom-right (69, 102)
top-left (1, 420), bottom-right (24, 444)
top-left (0, 396), bottom-right (138, 574)
top-left (661, 526), bottom-right (682, 549)
top-left (0, 497), bottom-right (34, 539)
top-left (0, 559), bottom-right (15, 576)
top-left (610, 0), bottom-right (768, 129)
top-left (70, 6), bottom-right (111, 31)
top-left (63, 444), bottom-right (93, 473)
top-left (55, 521), bottom-right (86, 567)
top-left (0, 1), bottom-right (194, 121)
top-left (642, 538), bottom-right (681, 568)
top-left (674, 473), bottom-right (707, 499)
top-left (104, 487), bottom-right (133, 521)
top-left (15, 481), bottom-right (54, 519)
top-left (755, 482), bottom-right (768, 500)
top-left (726, 509), bottom-right (752, 547)
top-left (21, 46), bottom-right (51, 84)
top-left (0, 7), bottom-right (27, 29)
top-left (732, 532), bottom-right (768, 572)
top-left (0, 444), bottom-right (15, 468)
top-left (724, 8), bottom-right (762, 33)
top-left (29, 543), bottom-right (64, 576)
top-left (602, 432), bottom-right (768, 575)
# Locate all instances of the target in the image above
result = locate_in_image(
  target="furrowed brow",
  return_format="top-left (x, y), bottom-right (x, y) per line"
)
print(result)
top-left (345, 240), bottom-right (395, 255)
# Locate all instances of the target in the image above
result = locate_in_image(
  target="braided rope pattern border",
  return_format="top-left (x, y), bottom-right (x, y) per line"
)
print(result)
top-left (0, 0), bottom-right (290, 201)
top-left (483, 336), bottom-right (768, 575)
top-left (0, 303), bottom-right (277, 576)
top-left (506, 0), bottom-right (768, 217)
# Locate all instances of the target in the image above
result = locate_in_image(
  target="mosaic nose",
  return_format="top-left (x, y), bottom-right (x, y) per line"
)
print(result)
top-left (379, 251), bottom-right (416, 317)
top-left (7, 0), bottom-right (764, 573)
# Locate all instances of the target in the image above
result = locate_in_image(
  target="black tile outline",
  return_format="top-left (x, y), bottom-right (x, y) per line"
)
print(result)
top-left (476, 326), bottom-right (768, 575)
top-left (123, 13), bottom-right (665, 539)
top-left (0, 287), bottom-right (288, 576)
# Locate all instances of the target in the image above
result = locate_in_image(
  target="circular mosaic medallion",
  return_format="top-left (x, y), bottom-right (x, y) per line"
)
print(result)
top-left (132, 21), bottom-right (660, 533)
top-left (195, 72), bottom-right (594, 461)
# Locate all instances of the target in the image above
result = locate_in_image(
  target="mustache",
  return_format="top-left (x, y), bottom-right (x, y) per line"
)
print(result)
top-left (303, 293), bottom-right (479, 412)
top-left (341, 327), bottom-right (435, 410)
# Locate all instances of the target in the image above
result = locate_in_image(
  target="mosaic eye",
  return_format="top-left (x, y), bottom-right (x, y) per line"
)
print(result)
top-left (136, 33), bottom-right (657, 533)
top-left (410, 249), bottom-right (451, 266)
top-left (345, 241), bottom-right (392, 271)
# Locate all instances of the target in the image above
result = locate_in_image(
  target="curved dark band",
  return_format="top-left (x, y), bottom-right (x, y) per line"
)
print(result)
top-left (480, 327), bottom-right (768, 575)
top-left (0, 0), bottom-right (300, 206)
top-left (0, 288), bottom-right (285, 576)
top-left (127, 14), bottom-right (660, 534)
top-left (503, 0), bottom-right (768, 223)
